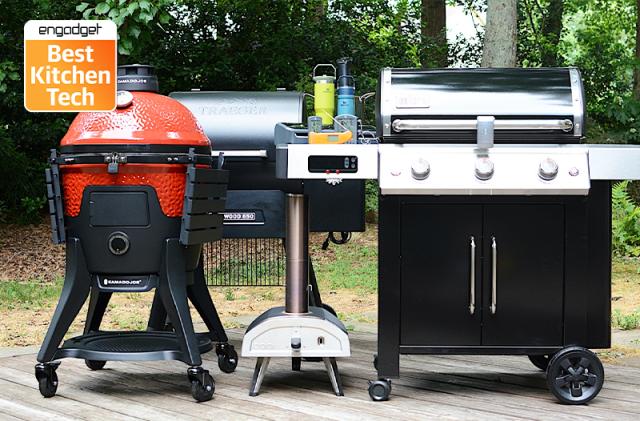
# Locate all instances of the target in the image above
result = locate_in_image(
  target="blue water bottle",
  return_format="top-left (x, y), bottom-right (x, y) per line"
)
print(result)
top-left (336, 57), bottom-right (356, 116)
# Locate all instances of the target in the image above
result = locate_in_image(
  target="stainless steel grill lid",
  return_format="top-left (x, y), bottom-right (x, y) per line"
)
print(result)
top-left (376, 67), bottom-right (585, 144)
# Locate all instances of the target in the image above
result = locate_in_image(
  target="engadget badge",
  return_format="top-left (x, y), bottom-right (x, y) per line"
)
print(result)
top-left (24, 20), bottom-right (117, 112)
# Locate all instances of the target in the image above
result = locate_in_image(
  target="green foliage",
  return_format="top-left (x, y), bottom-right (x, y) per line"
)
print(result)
top-left (78, 0), bottom-right (173, 55)
top-left (612, 181), bottom-right (640, 256)
top-left (612, 309), bottom-right (640, 330)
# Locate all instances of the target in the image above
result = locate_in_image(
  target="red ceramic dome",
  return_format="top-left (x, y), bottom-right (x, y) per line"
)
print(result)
top-left (60, 91), bottom-right (211, 218)
top-left (61, 91), bottom-right (210, 146)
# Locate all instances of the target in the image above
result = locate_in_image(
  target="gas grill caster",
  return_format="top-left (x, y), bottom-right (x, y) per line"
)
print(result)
top-left (35, 362), bottom-right (59, 398)
top-left (528, 354), bottom-right (552, 371)
top-left (188, 367), bottom-right (215, 402)
top-left (546, 346), bottom-right (604, 405)
top-left (85, 360), bottom-right (106, 371)
top-left (216, 343), bottom-right (238, 374)
top-left (368, 379), bottom-right (391, 401)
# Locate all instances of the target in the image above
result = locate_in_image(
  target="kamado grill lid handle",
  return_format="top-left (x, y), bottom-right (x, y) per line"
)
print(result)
top-left (117, 64), bottom-right (159, 93)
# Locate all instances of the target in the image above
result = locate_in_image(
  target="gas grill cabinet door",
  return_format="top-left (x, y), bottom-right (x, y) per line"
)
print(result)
top-left (481, 204), bottom-right (564, 347)
top-left (400, 204), bottom-right (482, 346)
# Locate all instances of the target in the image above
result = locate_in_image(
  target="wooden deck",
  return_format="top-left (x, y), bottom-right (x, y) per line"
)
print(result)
top-left (1, 330), bottom-right (639, 420)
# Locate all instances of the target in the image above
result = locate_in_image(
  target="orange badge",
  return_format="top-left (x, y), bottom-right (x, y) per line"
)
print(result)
top-left (24, 20), bottom-right (116, 112)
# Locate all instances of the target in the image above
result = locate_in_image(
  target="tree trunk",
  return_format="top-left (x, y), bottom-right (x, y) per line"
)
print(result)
top-left (634, 0), bottom-right (640, 100)
top-left (540, 0), bottom-right (564, 67)
top-left (482, 0), bottom-right (517, 67)
top-left (421, 0), bottom-right (447, 67)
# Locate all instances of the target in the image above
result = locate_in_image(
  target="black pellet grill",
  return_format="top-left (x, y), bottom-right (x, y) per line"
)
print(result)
top-left (170, 91), bottom-right (365, 296)
top-left (370, 68), bottom-right (617, 404)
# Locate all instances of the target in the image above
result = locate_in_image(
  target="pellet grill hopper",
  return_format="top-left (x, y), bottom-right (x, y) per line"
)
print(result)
top-left (37, 65), bottom-right (233, 402)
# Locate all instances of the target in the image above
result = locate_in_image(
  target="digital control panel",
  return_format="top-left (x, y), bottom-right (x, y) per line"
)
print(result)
top-left (308, 155), bottom-right (358, 174)
top-left (280, 144), bottom-right (378, 180)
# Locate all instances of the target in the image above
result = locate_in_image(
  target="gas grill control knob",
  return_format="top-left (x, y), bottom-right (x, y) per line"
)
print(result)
top-left (475, 157), bottom-right (494, 181)
top-left (539, 158), bottom-right (559, 181)
top-left (411, 158), bottom-right (430, 180)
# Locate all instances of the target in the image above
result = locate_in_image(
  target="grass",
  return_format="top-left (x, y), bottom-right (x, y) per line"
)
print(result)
top-left (0, 277), bottom-right (62, 310)
top-left (314, 243), bottom-right (378, 293)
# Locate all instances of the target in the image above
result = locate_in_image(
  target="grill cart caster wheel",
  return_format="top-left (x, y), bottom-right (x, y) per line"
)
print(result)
top-left (528, 354), bottom-right (551, 371)
top-left (188, 367), bottom-right (215, 402)
top-left (85, 360), bottom-right (106, 371)
top-left (373, 354), bottom-right (378, 371)
top-left (216, 343), bottom-right (238, 374)
top-left (546, 346), bottom-right (604, 405)
top-left (368, 379), bottom-right (391, 401)
top-left (35, 363), bottom-right (59, 398)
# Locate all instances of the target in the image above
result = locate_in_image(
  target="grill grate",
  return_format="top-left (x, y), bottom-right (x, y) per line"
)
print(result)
top-left (203, 238), bottom-right (285, 286)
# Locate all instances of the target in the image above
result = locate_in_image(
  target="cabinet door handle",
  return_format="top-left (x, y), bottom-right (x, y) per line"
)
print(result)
top-left (490, 236), bottom-right (497, 314)
top-left (469, 236), bottom-right (476, 315)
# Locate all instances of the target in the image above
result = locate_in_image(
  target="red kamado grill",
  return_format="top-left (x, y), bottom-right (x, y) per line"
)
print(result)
top-left (36, 64), bottom-right (234, 402)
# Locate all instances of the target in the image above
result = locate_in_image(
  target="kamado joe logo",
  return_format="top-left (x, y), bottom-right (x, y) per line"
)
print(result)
top-left (24, 20), bottom-right (117, 112)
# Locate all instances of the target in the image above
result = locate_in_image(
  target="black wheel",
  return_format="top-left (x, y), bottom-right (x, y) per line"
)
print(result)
top-left (546, 346), bottom-right (604, 405)
top-left (373, 354), bottom-right (378, 371)
top-left (528, 354), bottom-right (551, 371)
top-left (292, 357), bottom-right (301, 371)
top-left (216, 344), bottom-right (238, 374)
top-left (85, 360), bottom-right (106, 371)
top-left (37, 370), bottom-right (58, 398)
top-left (368, 379), bottom-right (391, 401)
top-left (191, 372), bottom-right (215, 402)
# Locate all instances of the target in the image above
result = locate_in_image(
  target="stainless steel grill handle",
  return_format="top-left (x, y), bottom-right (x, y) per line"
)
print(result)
top-left (392, 119), bottom-right (574, 132)
top-left (469, 236), bottom-right (476, 315)
top-left (211, 150), bottom-right (268, 158)
top-left (490, 236), bottom-right (497, 315)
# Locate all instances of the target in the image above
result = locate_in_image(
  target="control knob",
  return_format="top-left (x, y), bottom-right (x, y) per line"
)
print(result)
top-left (539, 158), bottom-right (559, 181)
top-left (475, 157), bottom-right (494, 180)
top-left (411, 158), bottom-right (430, 180)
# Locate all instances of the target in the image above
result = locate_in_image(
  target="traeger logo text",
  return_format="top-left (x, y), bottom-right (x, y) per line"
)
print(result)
top-left (38, 22), bottom-right (104, 38)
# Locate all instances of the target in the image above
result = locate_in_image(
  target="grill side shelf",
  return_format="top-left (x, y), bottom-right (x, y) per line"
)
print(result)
top-left (180, 165), bottom-right (229, 246)
top-left (46, 149), bottom-right (66, 244)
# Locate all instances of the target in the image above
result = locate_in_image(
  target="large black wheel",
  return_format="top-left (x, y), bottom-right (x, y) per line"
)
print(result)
top-left (190, 371), bottom-right (215, 402)
top-left (36, 366), bottom-right (58, 398)
top-left (546, 346), bottom-right (604, 405)
top-left (85, 360), bottom-right (106, 371)
top-left (216, 343), bottom-right (238, 374)
top-left (368, 379), bottom-right (391, 401)
top-left (528, 354), bottom-right (551, 371)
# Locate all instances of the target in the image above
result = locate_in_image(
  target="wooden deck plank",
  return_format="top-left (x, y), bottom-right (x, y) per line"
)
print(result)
top-left (1, 331), bottom-right (639, 421)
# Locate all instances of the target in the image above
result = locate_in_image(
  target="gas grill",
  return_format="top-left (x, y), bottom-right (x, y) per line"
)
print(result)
top-left (368, 67), bottom-right (640, 404)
